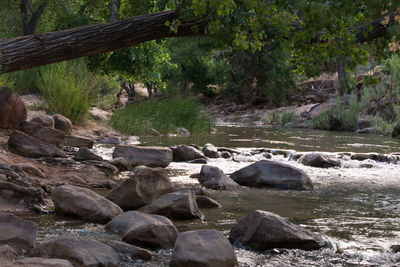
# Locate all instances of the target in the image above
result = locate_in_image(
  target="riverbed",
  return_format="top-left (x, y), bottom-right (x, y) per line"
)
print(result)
top-left (20, 126), bottom-right (400, 266)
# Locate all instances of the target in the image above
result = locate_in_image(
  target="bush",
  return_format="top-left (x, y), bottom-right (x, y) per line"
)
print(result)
top-left (109, 98), bottom-right (213, 135)
top-left (280, 111), bottom-right (297, 125)
top-left (37, 60), bottom-right (100, 124)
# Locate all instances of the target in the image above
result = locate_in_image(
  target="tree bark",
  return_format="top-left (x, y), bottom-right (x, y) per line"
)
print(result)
top-left (108, 0), bottom-right (120, 23)
top-left (0, 10), bottom-right (205, 74)
top-left (20, 0), bottom-right (47, 36)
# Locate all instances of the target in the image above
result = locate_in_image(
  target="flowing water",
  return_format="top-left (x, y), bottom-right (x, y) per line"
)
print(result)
top-left (20, 126), bottom-right (400, 266)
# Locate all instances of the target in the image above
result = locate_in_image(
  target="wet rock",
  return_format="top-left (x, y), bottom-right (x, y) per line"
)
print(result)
top-left (229, 210), bottom-right (324, 250)
top-left (230, 160), bottom-right (313, 190)
top-left (202, 143), bottom-right (219, 158)
top-left (105, 211), bottom-right (178, 248)
top-left (30, 115), bottom-right (55, 128)
top-left (106, 167), bottom-right (173, 210)
top-left (360, 162), bottom-right (374, 168)
top-left (298, 153), bottom-right (341, 168)
top-left (220, 151), bottom-right (232, 159)
top-left (8, 131), bottom-right (67, 158)
top-left (199, 165), bottom-right (240, 190)
top-left (109, 157), bottom-right (132, 171)
top-left (176, 127), bottom-right (190, 136)
top-left (52, 114), bottom-right (72, 135)
top-left (98, 136), bottom-right (120, 145)
top-left (89, 107), bottom-right (112, 121)
top-left (74, 147), bottom-right (103, 161)
top-left (138, 190), bottom-right (204, 220)
top-left (113, 145), bottom-right (172, 168)
top-left (0, 88), bottom-right (27, 129)
top-left (290, 153), bottom-right (303, 161)
top-left (32, 234), bottom-right (118, 267)
top-left (20, 121), bottom-right (65, 148)
top-left (171, 145), bottom-right (205, 162)
top-left (188, 158), bottom-right (208, 164)
top-left (14, 163), bottom-right (46, 178)
top-left (13, 257), bottom-right (74, 267)
top-left (171, 229), bottom-right (238, 267)
top-left (391, 244), bottom-right (400, 253)
top-left (53, 184), bottom-right (123, 224)
top-left (64, 135), bottom-right (94, 148)
top-left (105, 240), bottom-right (155, 260)
top-left (196, 195), bottom-right (222, 208)
top-left (0, 213), bottom-right (37, 251)
top-left (217, 147), bottom-right (241, 155)
top-left (351, 153), bottom-right (387, 162)
top-left (263, 153), bottom-right (272, 159)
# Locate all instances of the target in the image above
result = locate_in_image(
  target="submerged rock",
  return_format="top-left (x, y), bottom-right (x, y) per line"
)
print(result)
top-left (298, 153), bottom-right (341, 168)
top-left (171, 145), bottom-right (205, 162)
top-left (0, 213), bottom-right (37, 251)
top-left (229, 210), bottom-right (324, 250)
top-left (105, 211), bottom-right (178, 249)
top-left (171, 229), bottom-right (238, 267)
top-left (32, 234), bottom-right (118, 267)
top-left (106, 167), bottom-right (173, 210)
top-left (199, 165), bottom-right (240, 190)
top-left (53, 184), bottom-right (123, 224)
top-left (230, 160), bottom-right (313, 190)
top-left (138, 190), bottom-right (204, 220)
top-left (113, 145), bottom-right (172, 167)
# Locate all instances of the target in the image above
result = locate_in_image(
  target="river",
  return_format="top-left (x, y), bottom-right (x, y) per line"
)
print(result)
top-left (21, 126), bottom-right (400, 266)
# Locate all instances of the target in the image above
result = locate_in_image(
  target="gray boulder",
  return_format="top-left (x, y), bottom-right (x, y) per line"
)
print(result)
top-left (21, 121), bottom-right (65, 148)
top-left (104, 240), bottom-right (155, 260)
top-left (202, 143), bottom-right (219, 158)
top-left (31, 234), bottom-right (118, 267)
top-left (8, 131), bottom-right (67, 158)
top-left (53, 114), bottom-right (73, 134)
top-left (12, 258), bottom-right (73, 267)
top-left (64, 135), bottom-right (94, 148)
top-left (230, 160), bottom-right (313, 190)
top-left (171, 229), bottom-right (238, 267)
top-left (53, 184), bottom-right (123, 224)
top-left (31, 114), bottom-right (55, 128)
top-left (298, 153), bottom-right (341, 168)
top-left (74, 147), bottom-right (103, 161)
top-left (113, 145), bottom-right (172, 167)
top-left (0, 213), bottom-right (37, 251)
top-left (106, 167), bottom-right (173, 210)
top-left (105, 211), bottom-right (178, 248)
top-left (229, 210), bottom-right (324, 250)
top-left (171, 145), bottom-right (205, 162)
top-left (138, 190), bottom-right (204, 220)
top-left (199, 165), bottom-right (240, 190)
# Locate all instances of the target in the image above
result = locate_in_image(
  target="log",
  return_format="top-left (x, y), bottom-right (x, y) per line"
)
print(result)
top-left (0, 10), bottom-right (205, 73)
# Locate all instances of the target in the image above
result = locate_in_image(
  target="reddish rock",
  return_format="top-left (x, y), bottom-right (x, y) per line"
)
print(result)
top-left (0, 88), bottom-right (27, 129)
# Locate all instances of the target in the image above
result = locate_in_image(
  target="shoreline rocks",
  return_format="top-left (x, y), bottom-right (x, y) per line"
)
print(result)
top-left (0, 213), bottom-right (37, 252)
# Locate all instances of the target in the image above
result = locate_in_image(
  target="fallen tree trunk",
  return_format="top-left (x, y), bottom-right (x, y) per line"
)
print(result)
top-left (0, 10), bottom-right (205, 73)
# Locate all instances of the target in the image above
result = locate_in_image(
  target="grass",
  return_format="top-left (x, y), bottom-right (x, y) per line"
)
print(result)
top-left (280, 111), bottom-right (297, 125)
top-left (109, 98), bottom-right (213, 135)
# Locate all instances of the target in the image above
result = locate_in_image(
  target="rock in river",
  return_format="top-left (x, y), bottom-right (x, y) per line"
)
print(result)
top-left (199, 165), bottom-right (240, 190)
top-left (0, 213), bottom-right (37, 252)
top-left (32, 234), bottom-right (118, 267)
top-left (106, 167), bottom-right (173, 210)
top-left (298, 153), bottom-right (341, 168)
top-left (105, 211), bottom-right (178, 249)
top-left (138, 190), bottom-right (204, 220)
top-left (53, 184), bottom-right (123, 224)
top-left (230, 160), bottom-right (313, 190)
top-left (202, 143), bottom-right (219, 158)
top-left (104, 240), bottom-right (155, 260)
top-left (171, 229), bottom-right (238, 267)
top-left (171, 144), bottom-right (205, 162)
top-left (74, 147), bottom-right (103, 161)
top-left (229, 210), bottom-right (324, 251)
top-left (113, 145), bottom-right (172, 167)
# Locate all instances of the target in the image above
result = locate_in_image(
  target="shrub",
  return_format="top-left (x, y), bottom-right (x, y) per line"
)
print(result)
top-left (109, 98), bottom-right (213, 135)
top-left (280, 111), bottom-right (297, 125)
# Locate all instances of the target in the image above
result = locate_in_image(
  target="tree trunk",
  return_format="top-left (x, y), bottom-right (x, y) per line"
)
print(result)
top-left (108, 0), bottom-right (120, 23)
top-left (337, 57), bottom-right (348, 96)
top-left (0, 10), bottom-right (205, 74)
top-left (20, 0), bottom-right (47, 36)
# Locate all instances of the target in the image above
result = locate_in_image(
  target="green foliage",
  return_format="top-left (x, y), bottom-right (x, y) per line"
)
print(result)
top-left (109, 98), bottom-right (213, 135)
top-left (312, 111), bottom-right (331, 130)
top-left (280, 112), bottom-right (297, 125)
top-left (36, 60), bottom-right (100, 124)
top-left (265, 110), bottom-right (280, 125)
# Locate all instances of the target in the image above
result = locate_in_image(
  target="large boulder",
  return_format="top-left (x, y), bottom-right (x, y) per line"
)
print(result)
top-left (52, 114), bottom-right (73, 135)
top-left (112, 145), bottom-right (172, 168)
top-left (0, 88), bottom-right (27, 129)
top-left (105, 211), bottom-right (178, 248)
top-left (31, 234), bottom-right (118, 267)
top-left (12, 258), bottom-right (74, 267)
top-left (74, 147), bottom-right (103, 161)
top-left (199, 165), bottom-right (240, 190)
top-left (106, 167), bottom-right (173, 210)
top-left (230, 160), bottom-right (313, 190)
top-left (170, 229), bottom-right (238, 267)
top-left (0, 213), bottom-right (37, 251)
top-left (229, 210), bottom-right (324, 250)
top-left (138, 190), bottom-right (204, 220)
top-left (104, 240), bottom-right (155, 260)
top-left (171, 145), bottom-right (205, 162)
top-left (64, 135), bottom-right (94, 148)
top-left (20, 121), bottom-right (65, 148)
top-left (52, 184), bottom-right (123, 224)
top-left (202, 143), bottom-right (219, 158)
top-left (8, 131), bottom-right (67, 158)
top-left (30, 115), bottom-right (55, 128)
top-left (298, 153), bottom-right (341, 168)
